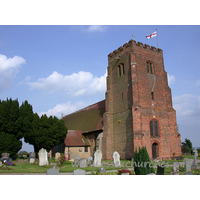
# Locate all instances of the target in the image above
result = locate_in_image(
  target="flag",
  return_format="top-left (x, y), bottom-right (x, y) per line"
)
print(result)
top-left (146, 31), bottom-right (157, 39)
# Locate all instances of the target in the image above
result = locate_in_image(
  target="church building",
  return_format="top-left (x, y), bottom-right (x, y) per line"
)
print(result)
top-left (62, 39), bottom-right (182, 160)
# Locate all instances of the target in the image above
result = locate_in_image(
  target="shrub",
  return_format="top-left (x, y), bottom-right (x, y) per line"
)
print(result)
top-left (134, 146), bottom-right (155, 175)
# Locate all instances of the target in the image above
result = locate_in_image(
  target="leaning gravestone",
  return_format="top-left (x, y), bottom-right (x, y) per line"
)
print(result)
top-left (78, 158), bottom-right (87, 168)
top-left (38, 148), bottom-right (49, 166)
top-left (113, 151), bottom-right (121, 167)
top-left (93, 149), bottom-right (102, 167)
top-left (55, 152), bottom-right (61, 162)
top-left (2, 153), bottom-right (10, 162)
top-left (73, 169), bottom-right (85, 175)
top-left (46, 168), bottom-right (59, 175)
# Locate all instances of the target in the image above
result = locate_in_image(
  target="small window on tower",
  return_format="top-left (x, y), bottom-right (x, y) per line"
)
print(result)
top-left (146, 61), bottom-right (153, 74)
top-left (151, 92), bottom-right (154, 100)
top-left (150, 119), bottom-right (159, 137)
top-left (121, 63), bottom-right (125, 75)
top-left (121, 93), bottom-right (124, 100)
top-left (118, 65), bottom-right (121, 76)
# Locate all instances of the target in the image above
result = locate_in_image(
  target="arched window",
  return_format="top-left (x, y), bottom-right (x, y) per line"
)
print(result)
top-left (150, 119), bottom-right (159, 137)
top-left (146, 61), bottom-right (153, 74)
top-left (118, 63), bottom-right (125, 77)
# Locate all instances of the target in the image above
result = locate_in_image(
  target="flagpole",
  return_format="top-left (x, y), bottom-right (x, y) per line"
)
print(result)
top-left (156, 29), bottom-right (159, 49)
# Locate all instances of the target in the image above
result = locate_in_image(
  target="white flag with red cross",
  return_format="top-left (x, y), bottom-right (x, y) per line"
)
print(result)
top-left (146, 31), bottom-right (157, 39)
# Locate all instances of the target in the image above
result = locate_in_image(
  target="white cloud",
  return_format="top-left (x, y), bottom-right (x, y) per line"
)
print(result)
top-left (37, 101), bottom-right (88, 118)
top-left (0, 54), bottom-right (26, 92)
top-left (167, 74), bottom-right (175, 86)
top-left (84, 25), bottom-right (107, 32)
top-left (27, 71), bottom-right (107, 96)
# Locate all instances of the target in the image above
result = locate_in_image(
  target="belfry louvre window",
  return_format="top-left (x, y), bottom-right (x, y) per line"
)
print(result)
top-left (146, 62), bottom-right (153, 74)
top-left (118, 63), bottom-right (125, 76)
top-left (150, 120), bottom-right (159, 137)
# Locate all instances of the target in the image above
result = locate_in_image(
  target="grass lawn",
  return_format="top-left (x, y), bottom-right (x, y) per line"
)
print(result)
top-left (0, 155), bottom-right (199, 175)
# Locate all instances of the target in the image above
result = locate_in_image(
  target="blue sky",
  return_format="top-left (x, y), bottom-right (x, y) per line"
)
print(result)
top-left (0, 25), bottom-right (200, 152)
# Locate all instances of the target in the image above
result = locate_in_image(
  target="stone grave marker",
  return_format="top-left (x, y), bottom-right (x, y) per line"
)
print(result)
top-left (172, 162), bottom-right (179, 172)
top-left (93, 149), bottom-right (102, 167)
top-left (73, 169), bottom-right (85, 175)
top-left (2, 153), bottom-right (10, 162)
top-left (74, 155), bottom-right (79, 161)
top-left (29, 152), bottom-right (35, 164)
top-left (191, 147), bottom-right (199, 170)
top-left (100, 167), bottom-right (106, 174)
top-left (185, 158), bottom-right (192, 172)
top-left (55, 152), bottom-right (61, 162)
top-left (113, 151), bottom-right (121, 167)
top-left (185, 171), bottom-right (193, 175)
top-left (87, 157), bottom-right (93, 165)
top-left (38, 148), bottom-right (49, 166)
top-left (78, 158), bottom-right (87, 168)
top-left (156, 165), bottom-right (165, 175)
top-left (46, 168), bottom-right (59, 175)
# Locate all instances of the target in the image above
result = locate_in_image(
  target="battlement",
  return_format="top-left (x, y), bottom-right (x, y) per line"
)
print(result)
top-left (108, 40), bottom-right (162, 58)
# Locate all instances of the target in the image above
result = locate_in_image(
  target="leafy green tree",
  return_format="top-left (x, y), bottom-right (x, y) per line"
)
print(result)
top-left (134, 146), bottom-right (155, 175)
top-left (24, 114), bottom-right (67, 155)
top-left (181, 138), bottom-right (193, 154)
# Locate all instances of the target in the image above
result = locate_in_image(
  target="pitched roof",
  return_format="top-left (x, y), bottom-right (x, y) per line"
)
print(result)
top-left (62, 100), bottom-right (105, 133)
top-left (64, 130), bottom-right (90, 147)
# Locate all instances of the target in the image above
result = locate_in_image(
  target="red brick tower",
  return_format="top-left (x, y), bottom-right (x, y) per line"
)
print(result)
top-left (102, 40), bottom-right (181, 160)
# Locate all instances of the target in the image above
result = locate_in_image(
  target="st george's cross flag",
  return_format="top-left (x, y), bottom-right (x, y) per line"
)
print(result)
top-left (146, 31), bottom-right (157, 39)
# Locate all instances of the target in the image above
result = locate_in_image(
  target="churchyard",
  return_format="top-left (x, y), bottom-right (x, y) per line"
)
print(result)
top-left (0, 148), bottom-right (200, 175)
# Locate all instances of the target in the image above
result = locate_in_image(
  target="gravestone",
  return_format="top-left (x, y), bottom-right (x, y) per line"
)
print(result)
top-left (185, 171), bottom-right (193, 175)
top-left (2, 153), bottom-right (10, 162)
top-left (191, 147), bottom-right (199, 170)
top-left (87, 157), bottom-right (93, 165)
top-left (38, 148), bottom-right (49, 166)
top-left (99, 167), bottom-right (106, 174)
top-left (156, 165), bottom-right (165, 175)
top-left (46, 168), bottom-right (59, 175)
top-left (78, 158), bottom-right (87, 168)
top-left (185, 158), bottom-right (192, 172)
top-left (93, 149), bottom-right (102, 167)
top-left (73, 169), bottom-right (85, 175)
top-left (172, 162), bottom-right (179, 172)
top-left (30, 158), bottom-right (35, 164)
top-left (55, 152), bottom-right (61, 162)
top-left (113, 151), bottom-right (121, 167)
top-left (29, 152), bottom-right (35, 159)
top-left (74, 155), bottom-right (79, 162)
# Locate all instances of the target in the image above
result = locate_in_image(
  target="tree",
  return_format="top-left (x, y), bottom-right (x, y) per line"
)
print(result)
top-left (134, 146), bottom-right (155, 175)
top-left (181, 138), bottom-right (193, 154)
top-left (0, 98), bottom-right (26, 156)
top-left (24, 114), bottom-right (67, 154)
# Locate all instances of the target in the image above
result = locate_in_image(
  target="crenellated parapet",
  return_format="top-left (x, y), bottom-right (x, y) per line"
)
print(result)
top-left (108, 40), bottom-right (162, 58)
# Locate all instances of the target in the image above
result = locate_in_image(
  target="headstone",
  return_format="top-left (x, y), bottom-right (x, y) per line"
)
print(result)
top-left (73, 169), bottom-right (85, 175)
top-left (87, 157), bottom-right (93, 165)
top-left (55, 152), bottom-right (61, 162)
top-left (30, 158), bottom-right (35, 164)
top-left (172, 162), bottom-right (179, 172)
top-left (185, 158), bottom-right (192, 172)
top-left (156, 165), bottom-right (165, 175)
top-left (93, 149), bottom-right (102, 167)
top-left (113, 151), bottom-right (121, 167)
top-left (78, 158), bottom-right (87, 168)
top-left (185, 171), bottom-right (193, 175)
top-left (38, 148), bottom-right (49, 166)
top-left (74, 155), bottom-right (79, 162)
top-left (29, 152), bottom-right (35, 159)
top-left (2, 153), bottom-right (10, 162)
top-left (46, 168), bottom-right (59, 175)
top-left (191, 147), bottom-right (199, 170)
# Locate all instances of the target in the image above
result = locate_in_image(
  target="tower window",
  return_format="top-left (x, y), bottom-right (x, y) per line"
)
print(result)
top-left (118, 65), bottom-right (121, 76)
top-left (146, 62), bottom-right (153, 74)
top-left (151, 92), bottom-right (154, 100)
top-left (150, 119), bottom-right (159, 137)
top-left (121, 93), bottom-right (124, 100)
top-left (118, 63), bottom-right (125, 77)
